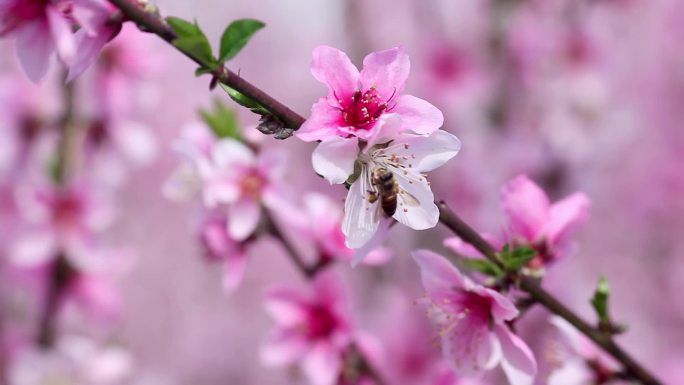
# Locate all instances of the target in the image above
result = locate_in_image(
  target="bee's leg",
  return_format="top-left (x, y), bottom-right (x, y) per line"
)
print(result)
top-left (367, 191), bottom-right (378, 204)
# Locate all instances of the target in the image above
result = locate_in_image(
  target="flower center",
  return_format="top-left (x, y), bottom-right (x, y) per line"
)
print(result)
top-left (0, 0), bottom-right (50, 36)
top-left (239, 170), bottom-right (265, 200)
top-left (340, 87), bottom-right (394, 129)
top-left (52, 194), bottom-right (82, 230)
top-left (305, 304), bottom-right (339, 340)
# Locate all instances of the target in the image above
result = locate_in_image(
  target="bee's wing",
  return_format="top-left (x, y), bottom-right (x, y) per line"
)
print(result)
top-left (398, 187), bottom-right (421, 207)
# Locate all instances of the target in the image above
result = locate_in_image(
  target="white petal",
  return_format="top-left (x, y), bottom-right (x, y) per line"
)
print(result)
top-left (312, 137), bottom-right (359, 184)
top-left (212, 138), bottom-right (255, 169)
top-left (112, 121), bottom-right (158, 166)
top-left (9, 232), bottom-right (58, 267)
top-left (227, 199), bottom-right (261, 241)
top-left (162, 163), bottom-right (200, 202)
top-left (342, 168), bottom-right (380, 249)
top-left (387, 130), bottom-right (461, 173)
top-left (391, 171), bottom-right (439, 230)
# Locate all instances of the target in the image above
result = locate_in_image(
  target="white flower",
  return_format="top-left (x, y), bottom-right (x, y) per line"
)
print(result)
top-left (311, 114), bottom-right (461, 249)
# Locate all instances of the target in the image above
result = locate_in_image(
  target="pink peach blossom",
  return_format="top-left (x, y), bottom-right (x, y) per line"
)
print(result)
top-left (500, 175), bottom-right (590, 266)
top-left (547, 316), bottom-right (624, 385)
top-left (445, 175), bottom-right (590, 269)
top-left (261, 273), bottom-right (354, 385)
top-left (297, 45), bottom-right (443, 142)
top-left (413, 250), bottom-right (537, 385)
top-left (198, 214), bottom-right (248, 293)
top-left (164, 123), bottom-right (288, 241)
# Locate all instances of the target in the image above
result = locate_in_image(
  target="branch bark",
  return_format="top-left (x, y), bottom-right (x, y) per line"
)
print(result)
top-left (106, 2), bottom-right (662, 384)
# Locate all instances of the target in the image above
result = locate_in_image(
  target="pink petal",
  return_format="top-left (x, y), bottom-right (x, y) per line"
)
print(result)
top-left (480, 288), bottom-right (519, 323)
top-left (264, 288), bottom-right (308, 326)
top-left (227, 199), bottom-right (261, 241)
top-left (360, 46), bottom-right (410, 101)
top-left (311, 137), bottom-right (359, 184)
top-left (412, 250), bottom-right (467, 295)
top-left (46, 6), bottom-right (76, 65)
top-left (311, 45), bottom-right (359, 102)
top-left (257, 147), bottom-right (288, 180)
top-left (302, 343), bottom-right (343, 385)
top-left (495, 325), bottom-right (538, 385)
top-left (15, 20), bottom-right (54, 83)
top-left (392, 94), bottom-right (444, 135)
top-left (222, 252), bottom-right (247, 293)
top-left (548, 359), bottom-right (594, 385)
top-left (545, 192), bottom-right (591, 248)
top-left (365, 113), bottom-right (404, 148)
top-left (9, 232), bottom-right (58, 268)
top-left (442, 320), bottom-right (501, 374)
top-left (297, 98), bottom-right (346, 142)
top-left (70, 275), bottom-right (121, 320)
top-left (501, 175), bottom-right (550, 242)
top-left (444, 236), bottom-right (483, 258)
top-left (260, 331), bottom-right (308, 366)
top-left (67, 25), bottom-right (116, 82)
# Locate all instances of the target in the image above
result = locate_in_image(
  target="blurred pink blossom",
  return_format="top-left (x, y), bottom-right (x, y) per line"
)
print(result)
top-left (9, 180), bottom-right (115, 268)
top-left (198, 214), bottom-right (248, 293)
top-left (297, 45), bottom-right (443, 142)
top-left (547, 316), bottom-right (623, 385)
top-left (164, 123), bottom-right (288, 241)
top-left (0, 0), bottom-right (116, 82)
top-left (261, 273), bottom-right (355, 385)
top-left (282, 192), bottom-right (392, 266)
top-left (8, 335), bottom-right (134, 385)
top-left (413, 250), bottom-right (537, 385)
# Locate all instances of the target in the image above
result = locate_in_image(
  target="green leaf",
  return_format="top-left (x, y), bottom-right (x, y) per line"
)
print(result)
top-left (166, 17), bottom-right (215, 66)
top-left (219, 84), bottom-right (270, 115)
top-left (195, 67), bottom-right (214, 77)
top-left (461, 259), bottom-right (504, 277)
top-left (199, 100), bottom-right (241, 140)
top-left (166, 17), bottom-right (197, 37)
top-left (219, 19), bottom-right (265, 62)
top-left (591, 275), bottom-right (610, 324)
top-left (500, 245), bottom-right (537, 271)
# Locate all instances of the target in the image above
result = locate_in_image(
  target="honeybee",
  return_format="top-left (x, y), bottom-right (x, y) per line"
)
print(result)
top-left (368, 167), bottom-right (398, 216)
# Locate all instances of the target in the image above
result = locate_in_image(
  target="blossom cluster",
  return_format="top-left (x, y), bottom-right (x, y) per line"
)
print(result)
top-left (1, 1), bottom-right (679, 385)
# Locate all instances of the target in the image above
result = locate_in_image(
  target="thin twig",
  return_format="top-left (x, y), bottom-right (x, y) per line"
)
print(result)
top-left (106, 2), bottom-right (662, 384)
top-left (437, 202), bottom-right (662, 385)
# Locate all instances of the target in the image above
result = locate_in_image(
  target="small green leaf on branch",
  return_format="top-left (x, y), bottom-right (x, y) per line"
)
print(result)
top-left (499, 244), bottom-right (537, 271)
top-left (591, 275), bottom-right (610, 324)
top-left (219, 19), bottom-right (266, 62)
top-left (219, 84), bottom-right (270, 115)
top-left (166, 17), bottom-right (216, 66)
top-left (199, 100), bottom-right (241, 140)
top-left (461, 258), bottom-right (505, 278)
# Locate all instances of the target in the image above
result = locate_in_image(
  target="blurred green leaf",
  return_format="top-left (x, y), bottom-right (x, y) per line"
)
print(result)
top-left (499, 245), bottom-right (537, 271)
top-left (195, 67), bottom-right (214, 77)
top-left (199, 100), bottom-right (241, 140)
top-left (591, 275), bottom-right (610, 324)
top-left (461, 259), bottom-right (504, 277)
top-left (219, 19), bottom-right (266, 62)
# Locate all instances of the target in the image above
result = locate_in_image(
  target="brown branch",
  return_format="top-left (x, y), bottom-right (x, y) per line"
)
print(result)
top-left (437, 202), bottom-right (662, 385)
top-left (106, 2), bottom-right (661, 384)
top-left (108, 0), bottom-right (306, 130)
